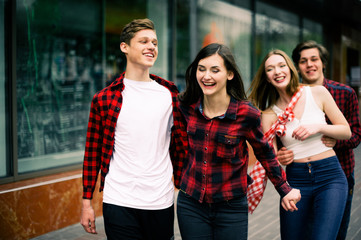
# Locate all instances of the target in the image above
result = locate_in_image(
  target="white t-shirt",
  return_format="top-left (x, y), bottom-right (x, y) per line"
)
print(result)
top-left (103, 78), bottom-right (174, 210)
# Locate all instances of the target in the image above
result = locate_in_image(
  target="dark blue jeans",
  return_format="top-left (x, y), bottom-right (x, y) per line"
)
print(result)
top-left (177, 190), bottom-right (248, 240)
top-left (280, 156), bottom-right (348, 240)
top-left (337, 172), bottom-right (354, 240)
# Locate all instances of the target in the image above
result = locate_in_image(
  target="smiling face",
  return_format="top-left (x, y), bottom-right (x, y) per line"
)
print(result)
top-left (265, 54), bottom-right (291, 90)
top-left (297, 48), bottom-right (324, 85)
top-left (120, 29), bottom-right (158, 69)
top-left (196, 54), bottom-right (234, 98)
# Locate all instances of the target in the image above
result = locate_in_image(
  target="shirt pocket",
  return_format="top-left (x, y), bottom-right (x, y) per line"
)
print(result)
top-left (216, 134), bottom-right (241, 163)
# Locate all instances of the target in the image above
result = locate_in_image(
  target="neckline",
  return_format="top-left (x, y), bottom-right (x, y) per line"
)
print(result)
top-left (273, 86), bottom-right (308, 122)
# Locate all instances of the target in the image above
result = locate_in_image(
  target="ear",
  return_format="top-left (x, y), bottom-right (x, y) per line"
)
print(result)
top-left (227, 71), bottom-right (234, 81)
top-left (120, 42), bottom-right (128, 54)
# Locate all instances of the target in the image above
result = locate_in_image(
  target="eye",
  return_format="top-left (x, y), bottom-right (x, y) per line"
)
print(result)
top-left (266, 68), bottom-right (273, 72)
top-left (197, 66), bottom-right (205, 72)
top-left (280, 64), bottom-right (287, 68)
top-left (299, 60), bottom-right (306, 64)
top-left (212, 69), bottom-right (219, 73)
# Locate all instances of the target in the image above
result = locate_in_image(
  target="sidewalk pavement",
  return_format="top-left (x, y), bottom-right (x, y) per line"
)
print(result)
top-left (32, 145), bottom-right (361, 240)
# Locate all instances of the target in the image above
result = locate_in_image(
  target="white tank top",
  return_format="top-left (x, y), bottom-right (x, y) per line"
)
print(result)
top-left (103, 78), bottom-right (174, 210)
top-left (271, 86), bottom-right (332, 160)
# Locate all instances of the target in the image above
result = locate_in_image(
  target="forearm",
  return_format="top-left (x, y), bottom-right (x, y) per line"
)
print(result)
top-left (319, 124), bottom-right (351, 140)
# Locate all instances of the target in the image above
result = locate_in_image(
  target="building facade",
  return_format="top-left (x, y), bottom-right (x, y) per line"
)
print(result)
top-left (1, 0), bottom-right (361, 239)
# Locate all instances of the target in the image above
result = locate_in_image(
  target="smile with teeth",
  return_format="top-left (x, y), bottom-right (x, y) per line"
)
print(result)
top-left (274, 76), bottom-right (285, 82)
top-left (203, 82), bottom-right (216, 86)
top-left (144, 53), bottom-right (154, 57)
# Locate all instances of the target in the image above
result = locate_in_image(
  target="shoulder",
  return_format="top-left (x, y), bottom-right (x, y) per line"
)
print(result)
top-left (237, 100), bottom-right (261, 118)
top-left (261, 108), bottom-right (277, 122)
top-left (309, 85), bottom-right (333, 105)
top-left (259, 107), bottom-right (277, 132)
top-left (324, 79), bottom-right (355, 95)
top-left (92, 85), bottom-right (112, 102)
top-left (151, 74), bottom-right (179, 93)
top-left (309, 85), bottom-right (329, 94)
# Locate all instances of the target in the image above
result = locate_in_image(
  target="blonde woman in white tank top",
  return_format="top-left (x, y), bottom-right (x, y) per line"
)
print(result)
top-left (248, 49), bottom-right (351, 240)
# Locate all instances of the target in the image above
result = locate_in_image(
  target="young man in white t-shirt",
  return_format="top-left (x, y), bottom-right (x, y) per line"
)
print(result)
top-left (80, 18), bottom-right (187, 240)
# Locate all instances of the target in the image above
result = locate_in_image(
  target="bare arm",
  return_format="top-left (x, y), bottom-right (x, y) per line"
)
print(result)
top-left (292, 86), bottom-right (351, 141)
top-left (261, 109), bottom-right (278, 149)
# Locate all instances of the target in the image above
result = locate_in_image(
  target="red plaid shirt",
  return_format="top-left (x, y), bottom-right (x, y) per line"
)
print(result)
top-left (82, 72), bottom-right (187, 199)
top-left (177, 97), bottom-right (291, 203)
top-left (323, 78), bottom-right (361, 178)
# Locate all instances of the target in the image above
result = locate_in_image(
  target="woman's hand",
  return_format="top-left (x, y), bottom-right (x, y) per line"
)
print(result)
top-left (281, 188), bottom-right (301, 212)
top-left (292, 124), bottom-right (321, 141)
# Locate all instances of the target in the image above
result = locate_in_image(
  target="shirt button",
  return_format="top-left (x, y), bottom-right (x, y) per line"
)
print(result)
top-left (206, 133), bottom-right (209, 136)
top-left (203, 161), bottom-right (207, 164)
top-left (205, 147), bottom-right (208, 150)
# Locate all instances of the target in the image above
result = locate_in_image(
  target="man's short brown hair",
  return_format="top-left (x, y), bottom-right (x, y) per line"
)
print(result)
top-left (120, 18), bottom-right (155, 45)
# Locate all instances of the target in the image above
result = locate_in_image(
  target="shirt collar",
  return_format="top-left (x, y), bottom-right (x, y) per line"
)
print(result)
top-left (195, 96), bottom-right (238, 120)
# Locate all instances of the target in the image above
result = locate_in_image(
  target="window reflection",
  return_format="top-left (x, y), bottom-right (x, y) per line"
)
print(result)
top-left (16, 0), bottom-right (103, 172)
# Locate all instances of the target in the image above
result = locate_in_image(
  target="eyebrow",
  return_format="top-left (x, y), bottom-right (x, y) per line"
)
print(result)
top-left (198, 64), bottom-right (221, 68)
top-left (265, 61), bottom-right (286, 68)
top-left (300, 55), bottom-right (318, 59)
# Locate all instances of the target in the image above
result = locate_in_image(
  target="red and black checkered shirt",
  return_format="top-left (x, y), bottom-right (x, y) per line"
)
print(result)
top-left (82, 72), bottom-right (187, 199)
top-left (323, 78), bottom-right (361, 178)
top-left (176, 97), bottom-right (292, 203)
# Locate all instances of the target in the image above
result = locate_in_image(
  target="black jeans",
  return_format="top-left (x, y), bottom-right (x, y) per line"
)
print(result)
top-left (103, 202), bottom-right (174, 240)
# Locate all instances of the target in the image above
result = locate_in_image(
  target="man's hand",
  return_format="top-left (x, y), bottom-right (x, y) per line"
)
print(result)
top-left (321, 135), bottom-right (336, 148)
top-left (80, 199), bottom-right (97, 234)
top-left (281, 188), bottom-right (301, 212)
top-left (277, 147), bottom-right (294, 166)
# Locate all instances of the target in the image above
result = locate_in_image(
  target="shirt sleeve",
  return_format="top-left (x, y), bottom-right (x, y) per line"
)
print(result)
top-left (170, 100), bottom-right (188, 189)
top-left (245, 106), bottom-right (292, 198)
top-left (334, 89), bottom-right (361, 150)
top-left (82, 96), bottom-right (103, 199)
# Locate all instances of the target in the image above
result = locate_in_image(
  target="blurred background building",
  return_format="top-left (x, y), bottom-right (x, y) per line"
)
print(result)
top-left (0, 0), bottom-right (361, 239)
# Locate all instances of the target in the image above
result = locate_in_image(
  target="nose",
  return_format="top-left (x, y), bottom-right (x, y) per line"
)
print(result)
top-left (204, 70), bottom-right (212, 79)
top-left (146, 42), bottom-right (156, 50)
top-left (275, 66), bottom-right (281, 74)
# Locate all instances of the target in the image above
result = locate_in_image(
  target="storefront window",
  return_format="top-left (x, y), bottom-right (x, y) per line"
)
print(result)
top-left (0, 0), bottom-right (7, 177)
top-left (197, 0), bottom-right (252, 88)
top-left (302, 18), bottom-right (323, 43)
top-left (16, 0), bottom-right (104, 173)
top-left (255, 2), bottom-right (299, 69)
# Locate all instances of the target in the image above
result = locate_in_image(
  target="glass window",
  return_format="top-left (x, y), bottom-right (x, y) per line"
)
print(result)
top-left (302, 18), bottom-right (323, 43)
top-left (148, 0), bottom-right (170, 81)
top-left (104, 0), bottom-right (147, 86)
top-left (0, 0), bottom-right (7, 177)
top-left (197, 0), bottom-right (252, 89)
top-left (16, 0), bottom-right (104, 173)
top-left (175, 0), bottom-right (191, 91)
top-left (255, 2), bottom-right (299, 71)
